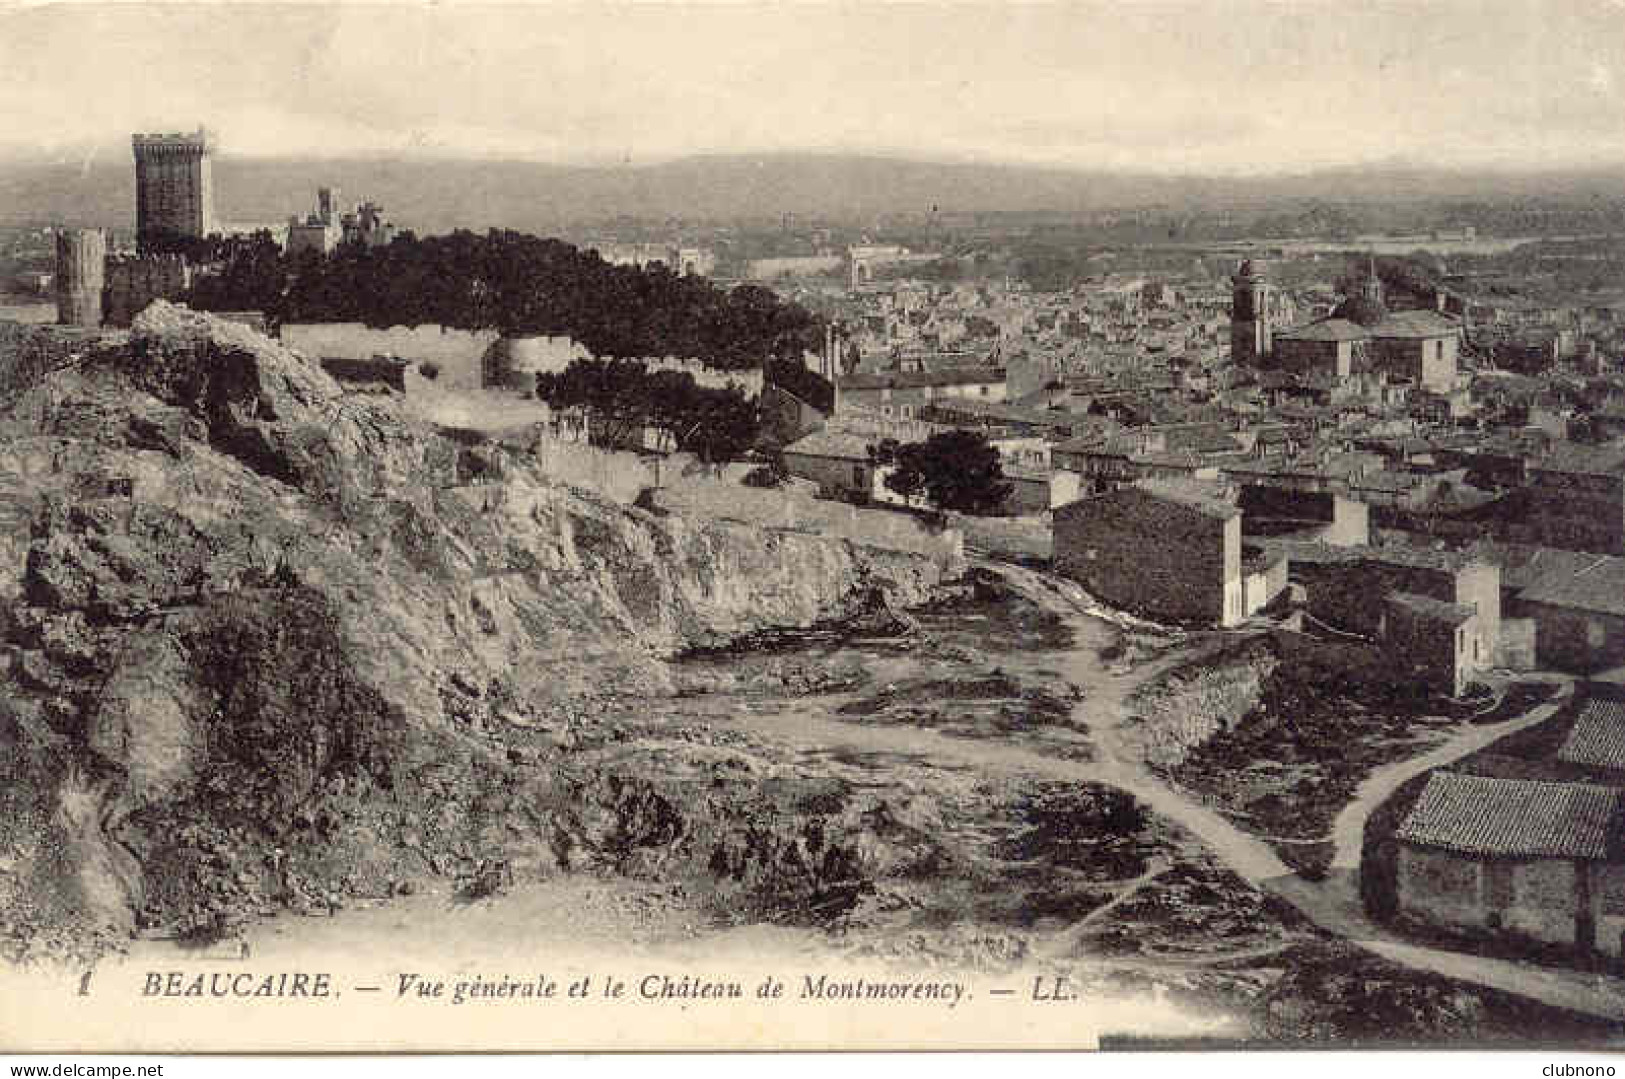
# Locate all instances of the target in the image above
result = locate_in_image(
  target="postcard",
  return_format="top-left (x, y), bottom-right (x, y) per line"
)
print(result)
top-left (2, 0), bottom-right (1624, 1057)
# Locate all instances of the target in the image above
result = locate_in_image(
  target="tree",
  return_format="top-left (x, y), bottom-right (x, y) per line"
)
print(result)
top-left (883, 430), bottom-right (1011, 515)
top-left (234, 228), bottom-right (825, 373)
top-left (534, 358), bottom-right (759, 461)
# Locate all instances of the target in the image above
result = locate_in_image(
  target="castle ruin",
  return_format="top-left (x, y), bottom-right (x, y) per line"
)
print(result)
top-left (132, 128), bottom-right (215, 253)
top-left (54, 228), bottom-right (106, 327)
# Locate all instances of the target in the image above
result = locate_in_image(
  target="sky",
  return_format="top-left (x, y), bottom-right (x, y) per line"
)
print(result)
top-left (3, 0), bottom-right (1625, 175)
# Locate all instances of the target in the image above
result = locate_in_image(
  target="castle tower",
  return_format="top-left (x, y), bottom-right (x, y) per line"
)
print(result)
top-left (317, 186), bottom-right (341, 226)
top-left (132, 127), bottom-right (215, 252)
top-left (1230, 259), bottom-right (1271, 367)
top-left (54, 228), bottom-right (106, 327)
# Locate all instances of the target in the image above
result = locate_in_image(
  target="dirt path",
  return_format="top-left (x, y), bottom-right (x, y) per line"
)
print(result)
top-left (1039, 858), bottom-right (1171, 960)
top-left (941, 564), bottom-right (1625, 1022)
top-left (1327, 683), bottom-right (1575, 870)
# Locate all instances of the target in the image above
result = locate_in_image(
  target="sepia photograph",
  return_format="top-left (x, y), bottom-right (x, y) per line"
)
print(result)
top-left (2, 0), bottom-right (1625, 1062)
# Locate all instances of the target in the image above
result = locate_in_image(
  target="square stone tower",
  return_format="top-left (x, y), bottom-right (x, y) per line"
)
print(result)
top-left (132, 127), bottom-right (215, 252)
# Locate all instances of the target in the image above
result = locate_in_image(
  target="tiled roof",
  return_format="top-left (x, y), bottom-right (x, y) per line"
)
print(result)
top-left (781, 429), bottom-right (873, 461)
top-left (1371, 310), bottom-right (1462, 339)
top-left (1467, 542), bottom-right (1624, 608)
top-left (1276, 318), bottom-right (1370, 342)
top-left (839, 367), bottom-right (1006, 391)
top-left (921, 398), bottom-right (1080, 431)
top-left (1129, 479), bottom-right (1239, 520)
top-left (1516, 555), bottom-right (1625, 617)
top-left (1260, 539), bottom-right (1476, 574)
top-left (1396, 773), bottom-right (1621, 859)
top-left (1559, 695), bottom-right (1625, 771)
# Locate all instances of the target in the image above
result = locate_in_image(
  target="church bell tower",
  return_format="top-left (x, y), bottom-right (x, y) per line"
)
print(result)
top-left (1230, 259), bottom-right (1271, 367)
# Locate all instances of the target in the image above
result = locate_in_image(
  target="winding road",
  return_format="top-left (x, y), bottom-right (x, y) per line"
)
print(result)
top-left (726, 559), bottom-right (1625, 1023)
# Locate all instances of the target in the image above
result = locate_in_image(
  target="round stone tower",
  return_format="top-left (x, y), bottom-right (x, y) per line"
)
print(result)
top-left (55, 228), bottom-right (107, 327)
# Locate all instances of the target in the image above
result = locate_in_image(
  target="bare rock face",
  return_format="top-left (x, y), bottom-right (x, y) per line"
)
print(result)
top-left (0, 307), bottom-right (959, 959)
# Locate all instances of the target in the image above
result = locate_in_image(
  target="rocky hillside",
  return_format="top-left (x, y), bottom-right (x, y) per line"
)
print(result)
top-left (0, 304), bottom-right (960, 962)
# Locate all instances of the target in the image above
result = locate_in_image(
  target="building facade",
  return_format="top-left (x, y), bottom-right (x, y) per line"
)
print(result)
top-left (1053, 482), bottom-right (1244, 627)
top-left (1526, 444), bottom-right (1625, 556)
top-left (132, 128), bottom-right (215, 251)
top-left (1394, 772), bottom-right (1625, 960)
top-left (780, 430), bottom-right (875, 500)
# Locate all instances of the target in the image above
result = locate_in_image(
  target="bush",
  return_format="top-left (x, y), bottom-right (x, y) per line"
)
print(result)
top-left (741, 463), bottom-right (785, 489)
top-left (419, 361), bottom-right (441, 381)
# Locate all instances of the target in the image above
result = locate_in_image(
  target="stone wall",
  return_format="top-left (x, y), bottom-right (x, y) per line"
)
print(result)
top-left (1296, 559), bottom-right (1483, 646)
top-left (1053, 490), bottom-right (1237, 625)
top-left (649, 477), bottom-right (964, 568)
top-left (946, 511), bottom-right (1052, 561)
top-left (1516, 600), bottom-right (1625, 674)
top-left (1399, 840), bottom-right (1623, 961)
top-left (1526, 469), bottom-right (1625, 556)
top-left (1594, 863), bottom-right (1625, 959)
top-left (1381, 597), bottom-right (1471, 696)
top-left (1504, 858), bottom-right (1580, 948)
top-left (1244, 556), bottom-right (1289, 616)
top-left (760, 384), bottom-right (826, 447)
top-left (1398, 843), bottom-right (1484, 931)
top-left (783, 450), bottom-right (872, 499)
top-left (1002, 473), bottom-right (1054, 516)
top-left (104, 257), bottom-right (191, 327)
top-left (280, 323), bottom-right (501, 388)
top-left (528, 437), bottom-right (659, 505)
top-left (481, 335), bottom-right (589, 389)
top-left (1499, 617), bottom-right (1538, 670)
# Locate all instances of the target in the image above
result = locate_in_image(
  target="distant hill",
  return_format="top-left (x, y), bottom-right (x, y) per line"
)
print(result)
top-left (6, 151), bottom-right (1625, 235)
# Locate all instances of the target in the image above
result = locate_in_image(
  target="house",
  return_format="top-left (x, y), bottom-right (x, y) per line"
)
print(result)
top-left (836, 367), bottom-right (1007, 419)
top-left (1237, 485), bottom-right (1370, 546)
top-left (1381, 592), bottom-right (1480, 697)
top-left (1240, 259), bottom-right (1462, 394)
top-left (1393, 772), bottom-right (1625, 958)
top-left (1557, 691), bottom-right (1625, 771)
top-left (1369, 310), bottom-right (1462, 393)
top-left (1000, 466), bottom-right (1082, 517)
top-left (760, 382), bottom-right (829, 448)
top-left (1513, 555), bottom-right (1625, 674)
top-left (1242, 549), bottom-right (1290, 617)
top-left (1464, 541), bottom-right (1625, 672)
top-left (1053, 481), bottom-right (1244, 627)
top-left (1525, 442), bottom-right (1625, 556)
top-left (780, 430), bottom-right (875, 500)
top-left (1271, 318), bottom-right (1368, 384)
top-left (1267, 543), bottom-right (1500, 679)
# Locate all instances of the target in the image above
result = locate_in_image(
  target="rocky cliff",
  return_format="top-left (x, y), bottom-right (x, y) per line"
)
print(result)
top-left (0, 304), bottom-right (961, 962)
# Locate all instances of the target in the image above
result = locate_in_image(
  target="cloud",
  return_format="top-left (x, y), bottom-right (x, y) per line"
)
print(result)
top-left (5, 1), bottom-right (1625, 174)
